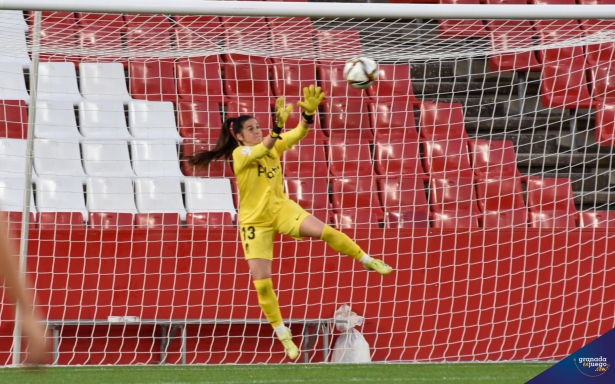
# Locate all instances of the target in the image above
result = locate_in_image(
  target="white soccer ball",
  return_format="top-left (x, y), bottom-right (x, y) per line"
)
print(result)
top-left (343, 57), bottom-right (379, 90)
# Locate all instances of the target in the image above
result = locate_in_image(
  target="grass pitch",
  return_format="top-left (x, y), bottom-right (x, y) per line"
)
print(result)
top-left (0, 363), bottom-right (551, 383)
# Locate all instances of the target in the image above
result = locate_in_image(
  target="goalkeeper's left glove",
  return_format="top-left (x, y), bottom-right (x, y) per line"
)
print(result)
top-left (271, 97), bottom-right (293, 140)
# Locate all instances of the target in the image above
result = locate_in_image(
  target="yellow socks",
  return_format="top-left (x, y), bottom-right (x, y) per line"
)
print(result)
top-left (320, 224), bottom-right (365, 261)
top-left (253, 277), bottom-right (283, 329)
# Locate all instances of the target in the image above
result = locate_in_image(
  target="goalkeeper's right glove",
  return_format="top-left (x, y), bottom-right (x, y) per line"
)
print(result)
top-left (297, 84), bottom-right (325, 124)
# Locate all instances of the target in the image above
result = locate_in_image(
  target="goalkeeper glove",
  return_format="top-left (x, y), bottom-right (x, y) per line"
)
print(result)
top-left (297, 85), bottom-right (326, 124)
top-left (271, 97), bottom-right (293, 140)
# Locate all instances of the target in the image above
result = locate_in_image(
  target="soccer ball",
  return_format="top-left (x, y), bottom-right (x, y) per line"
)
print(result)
top-left (343, 57), bottom-right (379, 90)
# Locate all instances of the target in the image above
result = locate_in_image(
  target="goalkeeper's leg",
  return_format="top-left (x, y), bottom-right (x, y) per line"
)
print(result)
top-left (299, 215), bottom-right (393, 275)
top-left (248, 258), bottom-right (299, 360)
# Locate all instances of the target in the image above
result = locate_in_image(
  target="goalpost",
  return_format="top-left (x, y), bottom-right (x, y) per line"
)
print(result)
top-left (0, 0), bottom-right (614, 365)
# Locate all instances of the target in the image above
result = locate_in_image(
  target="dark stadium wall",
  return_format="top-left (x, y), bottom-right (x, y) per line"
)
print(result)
top-left (0, 228), bottom-right (613, 364)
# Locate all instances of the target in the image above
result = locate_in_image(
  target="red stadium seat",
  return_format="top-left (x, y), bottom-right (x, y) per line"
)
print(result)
top-left (468, 139), bottom-right (521, 179)
top-left (125, 28), bottom-right (173, 57)
top-left (526, 177), bottom-right (578, 229)
top-left (419, 101), bottom-right (469, 140)
top-left (579, 0), bottom-right (615, 33)
top-left (586, 43), bottom-right (615, 66)
top-left (177, 101), bottom-right (223, 141)
top-left (282, 140), bottom-right (328, 177)
top-left (76, 13), bottom-right (125, 30)
top-left (328, 139), bottom-right (373, 177)
top-left (374, 139), bottom-right (426, 179)
top-left (284, 177), bottom-right (331, 223)
top-left (181, 140), bottom-right (234, 177)
top-left (220, 16), bottom-right (269, 31)
top-left (267, 17), bottom-right (313, 30)
top-left (134, 213), bottom-right (181, 229)
top-left (430, 178), bottom-right (480, 228)
top-left (269, 26), bottom-right (315, 62)
top-left (594, 100), bottom-right (615, 146)
top-left (485, 20), bottom-right (541, 72)
top-left (366, 64), bottom-right (419, 104)
top-left (174, 15), bottom-right (221, 30)
top-left (187, 212), bottom-right (234, 228)
top-left (533, 19), bottom-right (584, 64)
top-left (438, 0), bottom-right (488, 38)
top-left (0, 100), bottom-right (27, 139)
top-left (29, 12), bottom-right (80, 65)
top-left (128, 59), bottom-right (177, 103)
top-left (369, 100), bottom-right (419, 141)
top-left (88, 212), bottom-right (134, 230)
top-left (578, 211), bottom-right (615, 228)
top-left (227, 99), bottom-right (274, 131)
top-left (223, 61), bottom-right (272, 102)
top-left (220, 16), bottom-right (270, 63)
top-left (0, 212), bottom-right (36, 234)
top-left (378, 178), bottom-right (429, 228)
top-left (541, 62), bottom-right (592, 109)
top-left (271, 61), bottom-right (317, 100)
top-left (78, 26), bottom-right (126, 66)
top-left (175, 57), bottom-right (224, 102)
top-left (475, 178), bottom-right (527, 228)
top-left (315, 30), bottom-right (361, 62)
top-left (37, 212), bottom-right (85, 230)
top-left (384, 211), bottom-right (430, 228)
top-left (322, 97), bottom-right (373, 141)
top-left (422, 139), bottom-right (473, 179)
top-left (123, 14), bottom-right (172, 31)
top-left (333, 208), bottom-right (381, 229)
top-left (590, 64), bottom-right (615, 103)
top-left (317, 62), bottom-right (363, 98)
top-left (331, 177), bottom-right (383, 227)
top-left (174, 27), bottom-right (220, 54)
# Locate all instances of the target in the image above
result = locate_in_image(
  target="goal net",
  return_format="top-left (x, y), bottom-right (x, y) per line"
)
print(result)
top-left (0, 4), bottom-right (614, 365)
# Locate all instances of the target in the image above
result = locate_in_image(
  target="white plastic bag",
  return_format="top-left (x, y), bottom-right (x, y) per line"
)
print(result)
top-left (331, 304), bottom-right (371, 363)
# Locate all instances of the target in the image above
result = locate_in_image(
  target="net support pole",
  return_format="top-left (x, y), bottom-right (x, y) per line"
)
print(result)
top-left (12, 10), bottom-right (41, 366)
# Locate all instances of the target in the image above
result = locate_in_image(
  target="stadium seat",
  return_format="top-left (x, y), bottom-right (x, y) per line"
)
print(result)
top-left (267, 17), bottom-right (313, 31)
top-left (34, 101), bottom-right (82, 140)
top-left (331, 177), bottom-right (383, 227)
top-left (184, 177), bottom-right (237, 217)
top-left (134, 212), bottom-right (182, 229)
top-left (134, 177), bottom-right (187, 221)
top-left (175, 57), bottom-right (224, 103)
top-left (315, 30), bottom-right (361, 62)
top-left (82, 141), bottom-right (136, 177)
top-left (125, 28), bottom-right (173, 58)
top-left (378, 178), bottom-right (429, 228)
top-left (76, 12), bottom-right (125, 30)
top-left (0, 100), bottom-right (27, 139)
top-left (128, 60), bottom-right (177, 103)
top-left (317, 62), bottom-right (363, 98)
top-left (186, 212), bottom-right (233, 228)
top-left (586, 42), bottom-right (615, 66)
top-left (541, 63), bottom-right (592, 109)
top-left (0, 10), bottom-right (28, 33)
top-left (419, 101), bottom-right (469, 140)
top-left (36, 63), bottom-right (83, 105)
top-left (173, 15), bottom-right (221, 31)
top-left (226, 99), bottom-right (274, 131)
top-left (369, 100), bottom-right (419, 142)
top-left (271, 61), bottom-right (318, 100)
top-left (29, 12), bottom-right (80, 65)
top-left (222, 20), bottom-right (270, 63)
top-left (177, 101), bottom-right (223, 140)
top-left (0, 211), bottom-right (36, 234)
top-left (533, 19), bottom-right (585, 64)
top-left (123, 14), bottom-right (172, 31)
top-left (429, 178), bottom-right (480, 229)
top-left (0, 177), bottom-right (36, 214)
top-left (475, 178), bottom-right (527, 228)
top-left (333, 208), bottom-right (382, 229)
top-left (468, 139), bottom-right (521, 179)
top-left (374, 139), bottom-right (426, 179)
top-left (589, 63), bottom-right (615, 103)
top-left (33, 139), bottom-right (86, 178)
top-left (594, 100), bottom-right (615, 146)
top-left (328, 139), bottom-right (373, 177)
top-left (37, 212), bottom-right (85, 230)
top-left (485, 20), bottom-right (541, 72)
top-left (526, 177), bottom-right (578, 229)
top-left (181, 140), bottom-right (234, 177)
top-left (35, 176), bottom-right (88, 221)
top-left (79, 63), bottom-right (132, 103)
top-left (0, 138), bottom-right (30, 176)
top-left (422, 139), bottom-right (473, 179)
top-left (223, 61), bottom-right (272, 102)
top-left (578, 0), bottom-right (615, 32)
top-left (322, 97), bottom-right (373, 141)
top-left (438, 0), bottom-right (488, 38)
top-left (578, 211), bottom-right (615, 228)
top-left (78, 26), bottom-right (125, 66)
top-left (282, 140), bottom-right (328, 177)
top-left (88, 212), bottom-right (134, 230)
top-left (269, 26), bottom-right (315, 63)
top-left (79, 101), bottom-right (133, 140)
top-left (0, 30), bottom-right (30, 68)
top-left (131, 140), bottom-right (184, 177)
top-left (0, 63), bottom-right (30, 102)
top-left (284, 177), bottom-right (330, 223)
top-left (127, 100), bottom-right (182, 140)
top-left (366, 64), bottom-right (419, 104)
top-left (173, 16), bottom-right (221, 53)
top-left (86, 177), bottom-right (138, 214)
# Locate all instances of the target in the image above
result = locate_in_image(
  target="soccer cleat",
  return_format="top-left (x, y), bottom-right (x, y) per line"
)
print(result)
top-left (278, 328), bottom-right (300, 360)
top-left (363, 258), bottom-right (393, 275)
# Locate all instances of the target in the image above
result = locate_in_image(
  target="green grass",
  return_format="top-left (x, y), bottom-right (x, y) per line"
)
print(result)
top-left (0, 363), bottom-right (552, 384)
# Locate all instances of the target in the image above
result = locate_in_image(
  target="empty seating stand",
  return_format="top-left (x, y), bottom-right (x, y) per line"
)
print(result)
top-left (378, 178), bottom-right (429, 228)
top-left (526, 177), bottom-right (578, 229)
top-left (331, 177), bottom-right (383, 228)
top-left (430, 177), bottom-right (480, 229)
top-left (475, 178), bottom-right (527, 228)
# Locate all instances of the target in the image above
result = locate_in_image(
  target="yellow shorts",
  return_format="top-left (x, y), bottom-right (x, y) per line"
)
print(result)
top-left (240, 200), bottom-right (311, 261)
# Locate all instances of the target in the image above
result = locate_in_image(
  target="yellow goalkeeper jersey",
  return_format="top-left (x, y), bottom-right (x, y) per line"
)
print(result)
top-left (232, 125), bottom-right (308, 226)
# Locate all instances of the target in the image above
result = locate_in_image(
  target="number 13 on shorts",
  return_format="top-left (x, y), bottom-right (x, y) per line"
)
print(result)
top-left (240, 226), bottom-right (275, 261)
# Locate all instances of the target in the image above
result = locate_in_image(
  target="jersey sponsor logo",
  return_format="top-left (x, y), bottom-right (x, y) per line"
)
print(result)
top-left (241, 147), bottom-right (251, 156)
top-left (257, 165), bottom-right (280, 179)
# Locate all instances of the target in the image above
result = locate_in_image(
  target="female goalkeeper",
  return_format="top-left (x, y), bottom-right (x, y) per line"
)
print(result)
top-left (189, 85), bottom-right (392, 360)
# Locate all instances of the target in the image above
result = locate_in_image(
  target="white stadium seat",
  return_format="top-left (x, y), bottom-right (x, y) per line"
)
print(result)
top-left (128, 100), bottom-right (181, 140)
top-left (33, 139), bottom-right (86, 178)
top-left (0, 62), bottom-right (29, 101)
top-left (184, 177), bottom-right (236, 217)
top-left (134, 177), bottom-right (187, 220)
top-left (36, 62), bottom-right (83, 105)
top-left (0, 138), bottom-right (34, 177)
top-left (82, 140), bottom-right (136, 177)
top-left (0, 30), bottom-right (31, 68)
top-left (34, 100), bottom-right (83, 140)
top-left (86, 177), bottom-right (138, 213)
top-left (79, 63), bottom-right (132, 103)
top-left (0, 177), bottom-right (36, 214)
top-left (130, 140), bottom-right (183, 177)
top-left (79, 101), bottom-right (132, 140)
top-left (0, 11), bottom-right (28, 33)
top-left (35, 176), bottom-right (88, 219)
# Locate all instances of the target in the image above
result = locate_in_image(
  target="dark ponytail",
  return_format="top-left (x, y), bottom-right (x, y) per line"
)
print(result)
top-left (188, 115), bottom-right (255, 168)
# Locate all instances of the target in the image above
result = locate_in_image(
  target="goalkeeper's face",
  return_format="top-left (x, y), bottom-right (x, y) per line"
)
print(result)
top-left (236, 118), bottom-right (262, 146)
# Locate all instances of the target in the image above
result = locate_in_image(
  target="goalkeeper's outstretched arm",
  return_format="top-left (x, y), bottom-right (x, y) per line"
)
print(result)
top-left (274, 85), bottom-right (325, 151)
